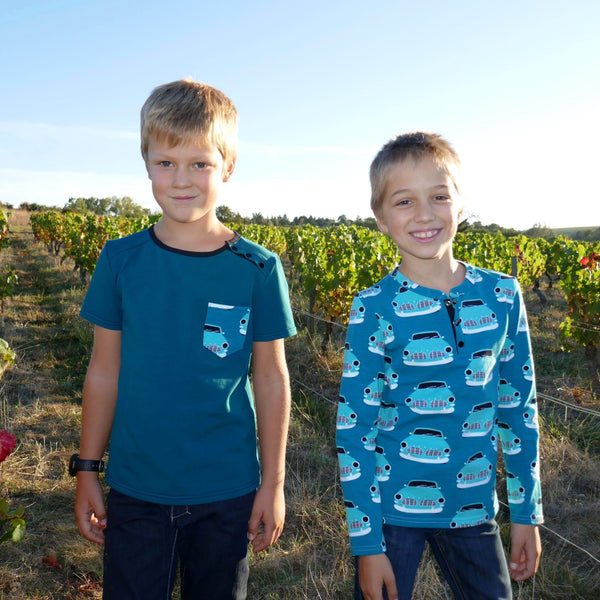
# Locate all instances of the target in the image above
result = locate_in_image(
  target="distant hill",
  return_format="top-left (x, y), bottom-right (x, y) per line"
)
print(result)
top-left (553, 226), bottom-right (600, 239)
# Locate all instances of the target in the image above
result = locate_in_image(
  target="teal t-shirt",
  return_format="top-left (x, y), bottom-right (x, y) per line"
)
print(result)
top-left (80, 226), bottom-right (296, 504)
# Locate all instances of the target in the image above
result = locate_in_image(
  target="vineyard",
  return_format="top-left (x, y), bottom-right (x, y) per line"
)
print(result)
top-left (0, 208), bottom-right (599, 599)
top-left (28, 210), bottom-right (600, 391)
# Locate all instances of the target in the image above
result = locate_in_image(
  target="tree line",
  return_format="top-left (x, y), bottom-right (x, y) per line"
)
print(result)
top-left (2, 198), bottom-right (599, 241)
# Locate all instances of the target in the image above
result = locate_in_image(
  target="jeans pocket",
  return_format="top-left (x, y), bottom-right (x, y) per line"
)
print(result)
top-left (203, 302), bottom-right (250, 358)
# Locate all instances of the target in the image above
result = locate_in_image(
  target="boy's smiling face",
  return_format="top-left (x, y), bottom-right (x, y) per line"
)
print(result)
top-left (146, 135), bottom-right (235, 227)
top-left (375, 156), bottom-right (462, 269)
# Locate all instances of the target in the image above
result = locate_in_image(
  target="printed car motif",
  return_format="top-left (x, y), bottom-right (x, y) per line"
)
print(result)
top-left (203, 324), bottom-right (230, 358)
top-left (349, 297), bottom-right (366, 324)
top-left (336, 396), bottom-right (357, 430)
top-left (462, 402), bottom-right (495, 437)
top-left (465, 349), bottom-right (495, 386)
top-left (375, 446), bottom-right (392, 481)
top-left (383, 356), bottom-right (399, 389)
top-left (377, 402), bottom-right (399, 431)
top-left (404, 381), bottom-right (455, 415)
top-left (456, 452), bottom-right (493, 488)
top-left (394, 480), bottom-right (445, 514)
top-left (530, 498), bottom-right (543, 523)
top-left (465, 266), bottom-right (483, 284)
top-left (450, 503), bottom-right (490, 528)
top-left (506, 471), bottom-right (525, 504)
top-left (500, 337), bottom-right (515, 362)
top-left (368, 315), bottom-right (395, 356)
top-left (498, 378), bottom-right (521, 409)
top-left (337, 447), bottom-right (361, 482)
top-left (239, 310), bottom-right (249, 335)
top-left (363, 373), bottom-right (386, 406)
top-left (494, 276), bottom-right (518, 304)
top-left (358, 285), bottom-right (382, 298)
top-left (522, 357), bottom-right (533, 381)
top-left (342, 343), bottom-right (360, 378)
top-left (399, 428), bottom-right (451, 464)
top-left (370, 478), bottom-right (381, 503)
top-left (523, 399), bottom-right (539, 429)
top-left (498, 422), bottom-right (521, 455)
top-left (344, 501), bottom-right (372, 537)
top-left (392, 287), bottom-right (441, 317)
top-left (458, 299), bottom-right (498, 334)
top-left (361, 426), bottom-right (378, 451)
top-left (518, 315), bottom-right (529, 333)
top-left (491, 422), bottom-right (499, 452)
top-left (403, 332), bottom-right (454, 366)
top-left (392, 271), bottom-right (416, 288)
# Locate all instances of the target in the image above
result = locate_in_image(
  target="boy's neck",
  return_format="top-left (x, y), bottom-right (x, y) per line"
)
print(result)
top-left (153, 216), bottom-right (233, 253)
top-left (398, 256), bottom-right (465, 294)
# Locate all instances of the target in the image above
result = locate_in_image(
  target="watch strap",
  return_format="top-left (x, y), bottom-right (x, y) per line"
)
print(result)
top-left (69, 453), bottom-right (105, 476)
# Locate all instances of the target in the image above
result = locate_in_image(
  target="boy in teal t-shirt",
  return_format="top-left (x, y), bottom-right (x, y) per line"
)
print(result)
top-left (73, 79), bottom-right (296, 600)
top-left (337, 132), bottom-right (542, 600)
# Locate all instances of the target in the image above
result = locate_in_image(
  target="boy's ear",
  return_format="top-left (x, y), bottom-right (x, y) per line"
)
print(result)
top-left (374, 211), bottom-right (389, 235)
top-left (222, 159), bottom-right (236, 182)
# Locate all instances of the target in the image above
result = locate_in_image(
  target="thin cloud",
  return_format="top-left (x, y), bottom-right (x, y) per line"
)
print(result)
top-left (240, 142), bottom-right (376, 157)
top-left (0, 121), bottom-right (137, 142)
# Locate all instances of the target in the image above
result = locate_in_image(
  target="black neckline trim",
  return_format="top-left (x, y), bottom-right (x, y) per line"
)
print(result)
top-left (149, 225), bottom-right (238, 257)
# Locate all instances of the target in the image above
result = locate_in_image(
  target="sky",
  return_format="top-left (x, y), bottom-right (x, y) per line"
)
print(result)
top-left (1, 0), bottom-right (599, 230)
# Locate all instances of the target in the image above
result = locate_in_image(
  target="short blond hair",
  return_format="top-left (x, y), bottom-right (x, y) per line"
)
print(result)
top-left (370, 132), bottom-right (461, 215)
top-left (140, 79), bottom-right (238, 165)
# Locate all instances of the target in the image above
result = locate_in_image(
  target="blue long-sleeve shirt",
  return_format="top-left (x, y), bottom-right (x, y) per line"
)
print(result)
top-left (336, 263), bottom-right (543, 556)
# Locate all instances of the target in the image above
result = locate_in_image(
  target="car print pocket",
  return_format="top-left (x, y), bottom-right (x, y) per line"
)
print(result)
top-left (203, 302), bottom-right (250, 358)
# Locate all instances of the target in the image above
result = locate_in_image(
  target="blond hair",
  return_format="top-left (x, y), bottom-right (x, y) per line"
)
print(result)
top-left (140, 79), bottom-right (238, 165)
top-left (370, 132), bottom-right (461, 214)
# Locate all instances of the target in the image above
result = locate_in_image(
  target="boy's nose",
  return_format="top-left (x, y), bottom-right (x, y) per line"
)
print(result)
top-left (414, 200), bottom-right (435, 222)
top-left (172, 167), bottom-right (191, 187)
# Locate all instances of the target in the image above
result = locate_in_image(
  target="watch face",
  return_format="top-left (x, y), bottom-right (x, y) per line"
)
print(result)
top-left (68, 453), bottom-right (79, 476)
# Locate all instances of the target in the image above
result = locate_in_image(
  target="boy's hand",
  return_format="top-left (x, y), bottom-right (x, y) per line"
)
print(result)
top-left (509, 523), bottom-right (541, 581)
top-left (247, 484), bottom-right (285, 553)
top-left (358, 553), bottom-right (398, 600)
top-left (75, 472), bottom-right (107, 544)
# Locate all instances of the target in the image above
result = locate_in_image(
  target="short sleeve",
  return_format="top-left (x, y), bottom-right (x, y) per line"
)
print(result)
top-left (79, 242), bottom-right (123, 330)
top-left (251, 254), bottom-right (296, 342)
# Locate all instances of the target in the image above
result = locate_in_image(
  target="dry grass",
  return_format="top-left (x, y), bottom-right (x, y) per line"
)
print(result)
top-left (0, 218), bottom-right (599, 599)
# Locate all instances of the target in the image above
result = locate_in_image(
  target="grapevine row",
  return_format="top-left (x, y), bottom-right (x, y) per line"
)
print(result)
top-left (29, 211), bottom-right (599, 389)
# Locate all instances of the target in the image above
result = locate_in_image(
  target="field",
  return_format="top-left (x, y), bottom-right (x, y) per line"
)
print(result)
top-left (1, 211), bottom-right (599, 599)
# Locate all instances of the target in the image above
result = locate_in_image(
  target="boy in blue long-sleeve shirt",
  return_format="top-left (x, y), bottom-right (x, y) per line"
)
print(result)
top-left (336, 132), bottom-right (542, 600)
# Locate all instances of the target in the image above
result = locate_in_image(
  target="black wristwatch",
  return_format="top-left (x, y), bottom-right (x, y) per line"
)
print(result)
top-left (69, 453), bottom-right (105, 476)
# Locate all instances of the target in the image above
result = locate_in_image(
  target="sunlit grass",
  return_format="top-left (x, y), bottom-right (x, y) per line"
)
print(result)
top-left (0, 222), bottom-right (598, 598)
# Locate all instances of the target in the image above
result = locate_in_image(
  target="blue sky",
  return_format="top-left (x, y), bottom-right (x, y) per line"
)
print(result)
top-left (1, 0), bottom-right (599, 229)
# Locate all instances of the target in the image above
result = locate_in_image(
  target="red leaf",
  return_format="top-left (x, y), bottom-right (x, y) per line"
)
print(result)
top-left (42, 555), bottom-right (63, 570)
top-left (0, 430), bottom-right (16, 462)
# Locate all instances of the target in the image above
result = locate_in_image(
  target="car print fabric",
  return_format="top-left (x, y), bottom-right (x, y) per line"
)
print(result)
top-left (336, 264), bottom-right (543, 556)
top-left (80, 226), bottom-right (296, 505)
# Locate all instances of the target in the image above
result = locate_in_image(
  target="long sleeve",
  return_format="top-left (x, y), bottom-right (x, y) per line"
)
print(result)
top-left (498, 281), bottom-right (543, 524)
top-left (337, 291), bottom-right (389, 555)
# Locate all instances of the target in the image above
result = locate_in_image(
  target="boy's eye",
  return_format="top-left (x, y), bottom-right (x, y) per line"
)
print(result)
top-left (434, 195), bottom-right (450, 202)
top-left (159, 161), bottom-right (173, 167)
top-left (194, 162), bottom-right (208, 169)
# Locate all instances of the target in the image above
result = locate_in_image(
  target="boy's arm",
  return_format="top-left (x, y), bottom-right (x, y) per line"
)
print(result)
top-left (509, 523), bottom-right (542, 581)
top-left (74, 325), bottom-right (121, 544)
top-left (247, 338), bottom-right (291, 553)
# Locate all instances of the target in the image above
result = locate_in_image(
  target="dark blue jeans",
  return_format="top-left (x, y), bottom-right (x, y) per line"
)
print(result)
top-left (355, 520), bottom-right (512, 600)
top-left (103, 488), bottom-right (255, 600)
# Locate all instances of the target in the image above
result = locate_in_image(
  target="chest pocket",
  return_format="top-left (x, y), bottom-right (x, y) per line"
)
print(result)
top-left (203, 302), bottom-right (250, 358)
